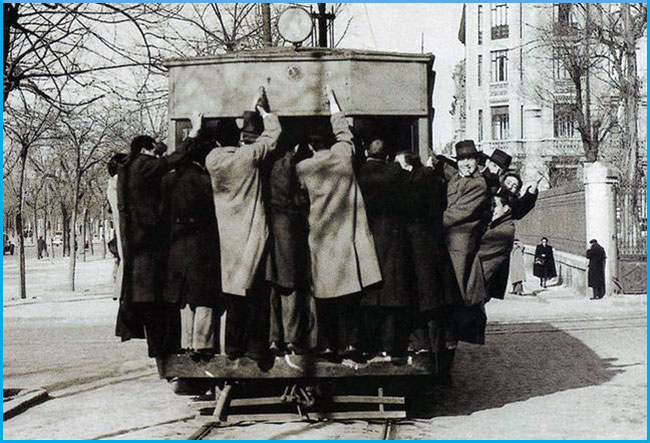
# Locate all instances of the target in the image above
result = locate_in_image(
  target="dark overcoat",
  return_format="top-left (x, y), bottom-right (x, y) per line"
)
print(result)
top-left (478, 187), bottom-right (539, 300)
top-left (115, 148), bottom-right (188, 345)
top-left (161, 162), bottom-right (222, 308)
top-left (295, 112), bottom-right (382, 299)
top-left (266, 150), bottom-right (310, 292)
top-left (401, 166), bottom-right (453, 311)
top-left (441, 163), bottom-right (490, 306)
top-left (477, 212), bottom-right (516, 301)
top-left (586, 243), bottom-right (606, 288)
top-left (117, 151), bottom-right (188, 305)
top-left (357, 159), bottom-right (411, 307)
top-left (205, 113), bottom-right (281, 296)
top-left (533, 244), bottom-right (557, 278)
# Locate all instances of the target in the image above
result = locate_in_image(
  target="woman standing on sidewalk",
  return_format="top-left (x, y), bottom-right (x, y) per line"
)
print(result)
top-left (533, 237), bottom-right (557, 288)
top-left (509, 239), bottom-right (526, 295)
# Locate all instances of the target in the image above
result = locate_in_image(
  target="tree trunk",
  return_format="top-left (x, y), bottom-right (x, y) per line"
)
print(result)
top-left (622, 3), bottom-right (640, 184)
top-left (68, 181), bottom-right (80, 291)
top-left (89, 216), bottom-right (94, 256)
top-left (16, 154), bottom-right (27, 299)
top-left (61, 204), bottom-right (70, 257)
top-left (82, 207), bottom-right (88, 263)
top-left (101, 205), bottom-right (107, 259)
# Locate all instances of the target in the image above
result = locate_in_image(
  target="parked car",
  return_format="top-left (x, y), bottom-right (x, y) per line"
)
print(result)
top-left (52, 234), bottom-right (63, 247)
top-left (3, 234), bottom-right (15, 255)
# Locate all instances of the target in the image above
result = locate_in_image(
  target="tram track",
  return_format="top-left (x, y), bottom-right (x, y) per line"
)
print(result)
top-left (186, 418), bottom-right (401, 440)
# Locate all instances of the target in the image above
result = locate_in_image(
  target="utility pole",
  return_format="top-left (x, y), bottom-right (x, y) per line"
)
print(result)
top-left (261, 3), bottom-right (272, 47)
top-left (312, 3), bottom-right (335, 48)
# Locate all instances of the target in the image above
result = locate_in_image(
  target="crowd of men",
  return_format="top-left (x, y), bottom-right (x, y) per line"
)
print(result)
top-left (107, 86), bottom-right (539, 380)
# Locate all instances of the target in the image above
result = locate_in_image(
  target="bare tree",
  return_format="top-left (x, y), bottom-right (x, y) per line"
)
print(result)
top-left (3, 92), bottom-right (58, 299)
top-left (53, 105), bottom-right (123, 291)
top-left (591, 3), bottom-right (647, 183)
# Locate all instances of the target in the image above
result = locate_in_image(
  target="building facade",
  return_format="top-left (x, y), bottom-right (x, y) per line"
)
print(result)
top-left (459, 3), bottom-right (647, 187)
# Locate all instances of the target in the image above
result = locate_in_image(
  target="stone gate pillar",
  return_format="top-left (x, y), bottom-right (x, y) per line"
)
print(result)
top-left (583, 162), bottom-right (619, 296)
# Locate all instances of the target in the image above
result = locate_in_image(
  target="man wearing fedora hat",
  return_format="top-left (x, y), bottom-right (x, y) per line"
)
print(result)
top-left (204, 86), bottom-right (282, 361)
top-left (483, 148), bottom-right (512, 194)
top-left (434, 140), bottom-right (491, 344)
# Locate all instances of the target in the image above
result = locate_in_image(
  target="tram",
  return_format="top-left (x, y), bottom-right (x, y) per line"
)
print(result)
top-left (159, 28), bottom-right (437, 422)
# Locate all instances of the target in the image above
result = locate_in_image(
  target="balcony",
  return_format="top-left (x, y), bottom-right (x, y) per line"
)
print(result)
top-left (478, 138), bottom-right (582, 158)
top-left (489, 82), bottom-right (508, 98)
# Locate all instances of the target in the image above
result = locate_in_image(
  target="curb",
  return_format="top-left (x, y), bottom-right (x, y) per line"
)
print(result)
top-left (3, 388), bottom-right (49, 421)
top-left (3, 294), bottom-right (114, 308)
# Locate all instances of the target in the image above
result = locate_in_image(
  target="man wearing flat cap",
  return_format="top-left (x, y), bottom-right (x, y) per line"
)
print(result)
top-left (205, 86), bottom-right (282, 361)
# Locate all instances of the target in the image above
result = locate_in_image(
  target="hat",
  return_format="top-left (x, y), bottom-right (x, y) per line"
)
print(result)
top-left (589, 239), bottom-right (598, 244)
top-left (240, 111), bottom-right (264, 143)
top-left (454, 140), bottom-right (480, 159)
top-left (489, 149), bottom-right (512, 170)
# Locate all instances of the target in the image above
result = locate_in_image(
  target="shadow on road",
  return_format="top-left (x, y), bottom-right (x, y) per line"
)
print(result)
top-left (410, 322), bottom-right (622, 417)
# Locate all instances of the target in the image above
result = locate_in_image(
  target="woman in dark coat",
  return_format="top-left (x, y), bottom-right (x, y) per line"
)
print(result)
top-left (533, 237), bottom-right (557, 288)
top-left (586, 239), bottom-right (606, 299)
top-left (161, 136), bottom-right (222, 360)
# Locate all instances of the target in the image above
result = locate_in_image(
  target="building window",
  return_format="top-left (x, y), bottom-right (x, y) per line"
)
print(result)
top-left (478, 55), bottom-right (482, 86)
top-left (491, 50), bottom-right (508, 83)
top-left (478, 109), bottom-right (484, 142)
top-left (491, 106), bottom-right (509, 140)
top-left (553, 48), bottom-right (571, 79)
top-left (478, 5), bottom-right (483, 45)
top-left (554, 104), bottom-right (576, 137)
top-left (491, 3), bottom-right (509, 39)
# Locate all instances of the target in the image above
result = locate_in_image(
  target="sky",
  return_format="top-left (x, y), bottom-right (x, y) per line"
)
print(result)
top-left (336, 3), bottom-right (465, 147)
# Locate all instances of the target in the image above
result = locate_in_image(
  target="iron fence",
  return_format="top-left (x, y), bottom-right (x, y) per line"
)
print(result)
top-left (616, 175), bottom-right (647, 260)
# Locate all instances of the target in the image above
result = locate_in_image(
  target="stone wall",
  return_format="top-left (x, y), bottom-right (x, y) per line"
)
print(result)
top-left (515, 183), bottom-right (586, 256)
top-left (515, 183), bottom-right (589, 295)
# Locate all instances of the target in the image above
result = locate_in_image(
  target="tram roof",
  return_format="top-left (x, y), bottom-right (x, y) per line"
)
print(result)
top-left (163, 47), bottom-right (435, 68)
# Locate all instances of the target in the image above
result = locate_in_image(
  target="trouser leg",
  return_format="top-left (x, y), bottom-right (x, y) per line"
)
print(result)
top-left (224, 294), bottom-right (246, 357)
top-left (180, 304), bottom-right (194, 350)
top-left (316, 298), bottom-right (337, 350)
top-left (388, 307), bottom-right (411, 357)
top-left (244, 284), bottom-right (270, 360)
top-left (361, 306), bottom-right (382, 354)
top-left (338, 294), bottom-right (360, 348)
top-left (142, 304), bottom-right (181, 359)
top-left (269, 288), bottom-right (283, 344)
top-left (283, 289), bottom-right (305, 345)
top-left (192, 306), bottom-right (215, 351)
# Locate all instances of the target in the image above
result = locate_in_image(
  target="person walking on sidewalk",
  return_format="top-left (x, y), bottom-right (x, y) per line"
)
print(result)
top-left (533, 237), bottom-right (556, 288)
top-left (587, 239), bottom-right (607, 300)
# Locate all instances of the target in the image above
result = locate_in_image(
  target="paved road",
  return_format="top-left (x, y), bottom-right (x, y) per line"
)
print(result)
top-left (2, 309), bottom-right (646, 440)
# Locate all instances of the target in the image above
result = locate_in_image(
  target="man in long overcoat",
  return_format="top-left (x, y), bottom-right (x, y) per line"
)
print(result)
top-left (432, 141), bottom-right (491, 348)
top-left (205, 87), bottom-right (281, 361)
top-left (161, 129), bottom-right (222, 360)
top-left (295, 87), bottom-right (382, 358)
top-left (440, 140), bottom-right (490, 307)
top-left (116, 124), bottom-right (199, 359)
top-left (395, 151), bottom-right (453, 354)
top-left (357, 139), bottom-right (412, 357)
top-left (587, 239), bottom-right (606, 299)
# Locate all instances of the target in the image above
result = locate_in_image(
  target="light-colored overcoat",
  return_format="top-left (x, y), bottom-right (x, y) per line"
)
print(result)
top-left (106, 176), bottom-right (123, 301)
top-left (205, 113), bottom-right (281, 296)
top-left (296, 112), bottom-right (382, 299)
